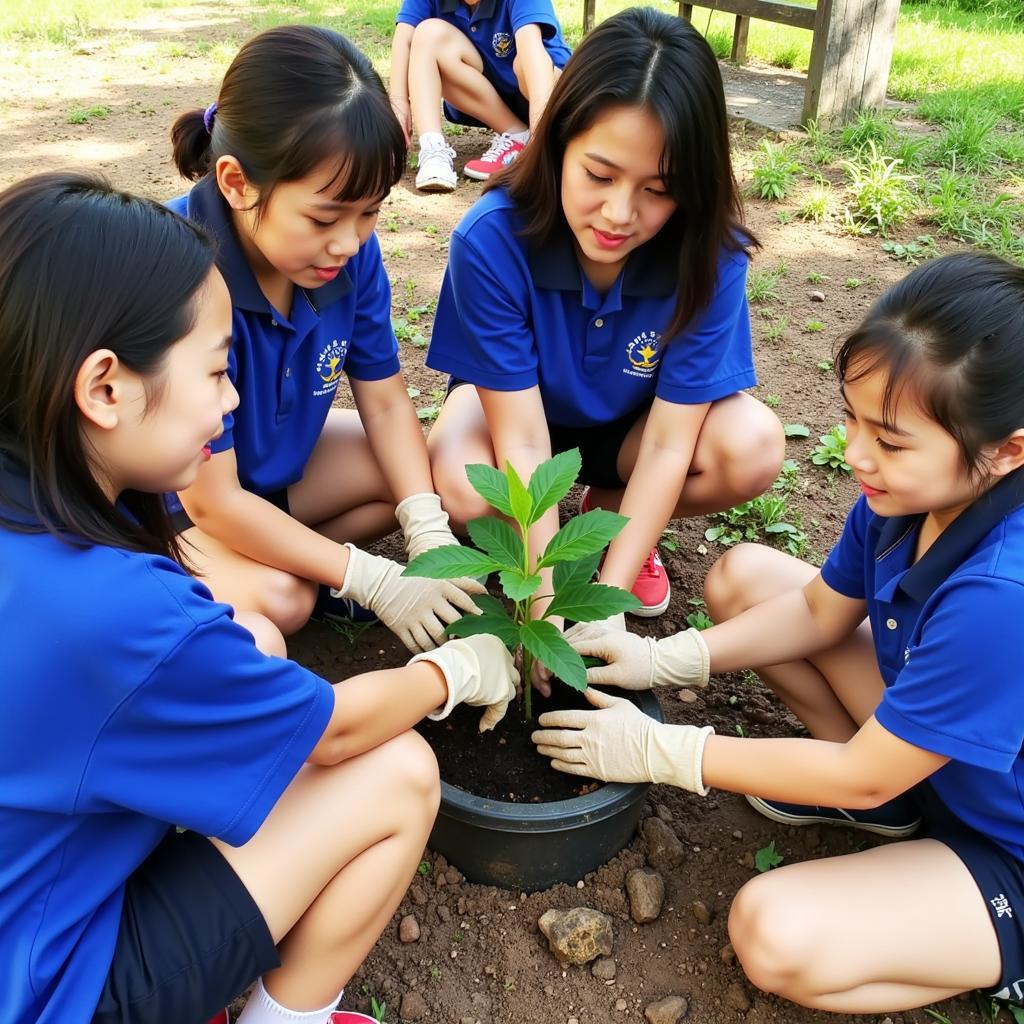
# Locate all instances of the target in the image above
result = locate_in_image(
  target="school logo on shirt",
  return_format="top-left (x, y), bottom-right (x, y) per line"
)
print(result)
top-left (313, 338), bottom-right (349, 397)
top-left (492, 32), bottom-right (513, 57)
top-left (624, 331), bottom-right (661, 378)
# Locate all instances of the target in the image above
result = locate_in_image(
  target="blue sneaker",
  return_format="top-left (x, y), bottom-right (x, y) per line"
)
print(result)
top-left (311, 585), bottom-right (378, 626)
top-left (745, 793), bottom-right (921, 838)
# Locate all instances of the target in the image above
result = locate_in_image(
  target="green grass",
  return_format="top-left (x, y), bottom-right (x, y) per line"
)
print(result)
top-left (0, 0), bottom-right (148, 42)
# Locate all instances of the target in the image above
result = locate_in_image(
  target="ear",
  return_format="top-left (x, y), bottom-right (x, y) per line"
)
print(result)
top-left (986, 429), bottom-right (1024, 477)
top-left (215, 155), bottom-right (259, 212)
top-left (74, 349), bottom-right (123, 431)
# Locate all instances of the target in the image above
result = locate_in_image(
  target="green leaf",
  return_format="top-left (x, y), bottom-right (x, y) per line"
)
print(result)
top-left (553, 551), bottom-right (602, 591)
top-left (546, 581), bottom-right (640, 621)
top-left (499, 569), bottom-right (542, 602)
top-left (445, 613), bottom-right (521, 650)
top-left (505, 461), bottom-right (533, 529)
top-left (783, 423), bottom-right (810, 438)
top-left (754, 840), bottom-right (784, 873)
top-left (404, 546), bottom-right (503, 579)
top-left (466, 517), bottom-right (522, 570)
top-left (520, 619), bottom-right (587, 690)
top-left (536, 509), bottom-right (628, 568)
top-left (465, 464), bottom-right (513, 517)
top-left (526, 448), bottom-right (581, 525)
top-left (472, 593), bottom-right (510, 618)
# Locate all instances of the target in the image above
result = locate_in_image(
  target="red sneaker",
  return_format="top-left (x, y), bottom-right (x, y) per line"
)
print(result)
top-left (463, 133), bottom-right (526, 180)
top-left (579, 488), bottom-right (671, 617)
top-left (205, 1012), bottom-right (229, 1024)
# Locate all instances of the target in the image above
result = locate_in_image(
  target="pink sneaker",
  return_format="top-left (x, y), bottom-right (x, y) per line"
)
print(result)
top-left (579, 488), bottom-right (671, 617)
top-left (204, 1012), bottom-right (229, 1024)
top-left (463, 133), bottom-right (525, 180)
top-left (329, 1013), bottom-right (379, 1023)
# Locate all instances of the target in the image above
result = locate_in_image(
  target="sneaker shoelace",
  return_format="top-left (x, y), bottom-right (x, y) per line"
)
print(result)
top-left (479, 133), bottom-right (517, 162)
top-left (421, 141), bottom-right (456, 162)
top-left (635, 548), bottom-right (662, 582)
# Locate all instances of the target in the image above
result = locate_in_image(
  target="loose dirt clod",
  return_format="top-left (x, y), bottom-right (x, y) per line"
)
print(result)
top-left (399, 989), bottom-right (428, 1021)
top-left (642, 818), bottom-right (685, 871)
top-left (626, 868), bottom-right (666, 923)
top-left (398, 914), bottom-right (420, 943)
top-left (644, 994), bottom-right (689, 1024)
top-left (538, 907), bottom-right (614, 965)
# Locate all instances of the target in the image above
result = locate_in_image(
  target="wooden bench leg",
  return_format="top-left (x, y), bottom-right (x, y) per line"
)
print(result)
top-left (583, 0), bottom-right (596, 34)
top-left (679, 2), bottom-right (694, 21)
top-left (731, 14), bottom-right (750, 63)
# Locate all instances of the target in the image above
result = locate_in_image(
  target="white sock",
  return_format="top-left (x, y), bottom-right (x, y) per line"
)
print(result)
top-left (418, 131), bottom-right (445, 151)
top-left (507, 128), bottom-right (530, 143)
top-left (235, 979), bottom-right (344, 1024)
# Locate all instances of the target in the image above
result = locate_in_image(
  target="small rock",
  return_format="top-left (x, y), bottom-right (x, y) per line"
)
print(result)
top-left (543, 984), bottom-right (554, 995)
top-left (399, 990), bottom-right (428, 1022)
top-left (880, 1018), bottom-right (894, 1024)
top-left (676, 688), bottom-right (699, 704)
top-left (410, 884), bottom-right (428, 906)
top-left (655, 803), bottom-right (673, 822)
top-left (437, 905), bottom-right (451, 923)
top-left (696, 543), bottom-right (708, 555)
top-left (592, 957), bottom-right (617, 980)
top-left (398, 915), bottom-right (420, 943)
top-left (725, 981), bottom-right (751, 1012)
top-left (720, 942), bottom-right (736, 966)
top-left (569, 1018), bottom-right (580, 1024)
top-left (459, 1018), bottom-right (475, 1024)
top-left (537, 907), bottom-right (614, 965)
top-left (445, 866), bottom-right (463, 885)
top-left (642, 817), bottom-right (685, 871)
top-left (809, 290), bottom-right (826, 302)
top-left (626, 868), bottom-right (666, 923)
top-left (644, 995), bottom-right (688, 1024)
top-left (731, 830), bottom-right (743, 840)
top-left (691, 900), bottom-right (713, 926)
top-left (615, 999), bottom-right (628, 1012)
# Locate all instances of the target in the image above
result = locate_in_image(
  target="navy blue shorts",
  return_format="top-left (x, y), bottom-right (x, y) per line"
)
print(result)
top-left (92, 829), bottom-right (279, 1023)
top-left (170, 488), bottom-right (290, 536)
top-left (445, 379), bottom-right (645, 489)
top-left (915, 784), bottom-right (1024, 1001)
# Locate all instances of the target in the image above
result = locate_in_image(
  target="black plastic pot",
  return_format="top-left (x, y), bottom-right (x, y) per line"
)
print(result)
top-left (428, 689), bottom-right (663, 892)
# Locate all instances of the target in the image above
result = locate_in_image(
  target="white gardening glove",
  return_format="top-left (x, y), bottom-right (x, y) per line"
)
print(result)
top-left (333, 543), bottom-right (485, 654)
top-left (409, 635), bottom-right (519, 732)
top-left (395, 492), bottom-right (461, 561)
top-left (565, 623), bottom-right (710, 691)
top-left (532, 688), bottom-right (714, 792)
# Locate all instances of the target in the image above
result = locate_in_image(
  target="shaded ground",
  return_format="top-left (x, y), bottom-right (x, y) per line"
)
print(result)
top-left (0, 6), bottom-right (995, 1023)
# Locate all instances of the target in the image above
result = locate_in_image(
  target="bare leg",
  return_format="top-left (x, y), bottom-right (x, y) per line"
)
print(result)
top-left (213, 731), bottom-right (440, 1010)
top-left (729, 838), bottom-right (1000, 1011)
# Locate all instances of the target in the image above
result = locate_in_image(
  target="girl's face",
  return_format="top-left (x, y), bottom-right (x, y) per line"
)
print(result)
top-left (104, 270), bottom-right (238, 498)
top-left (235, 161), bottom-right (383, 293)
top-left (560, 104), bottom-right (677, 291)
top-left (842, 361), bottom-right (986, 527)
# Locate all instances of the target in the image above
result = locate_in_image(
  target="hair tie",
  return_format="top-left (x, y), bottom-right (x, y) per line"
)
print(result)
top-left (203, 102), bottom-right (218, 134)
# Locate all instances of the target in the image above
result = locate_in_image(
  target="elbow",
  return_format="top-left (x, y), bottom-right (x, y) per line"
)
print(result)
top-left (308, 733), bottom-right (348, 766)
top-left (844, 785), bottom-right (894, 810)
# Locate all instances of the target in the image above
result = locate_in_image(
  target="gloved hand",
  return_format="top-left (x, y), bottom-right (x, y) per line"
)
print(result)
top-left (532, 688), bottom-right (714, 792)
top-left (410, 635), bottom-right (519, 731)
top-left (333, 543), bottom-right (485, 654)
top-left (565, 624), bottom-right (710, 691)
top-left (395, 493), bottom-right (461, 561)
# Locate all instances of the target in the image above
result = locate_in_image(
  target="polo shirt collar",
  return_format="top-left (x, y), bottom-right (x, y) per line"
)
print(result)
top-left (527, 221), bottom-right (677, 298)
top-left (184, 175), bottom-right (352, 315)
top-left (438, 0), bottom-right (497, 16)
top-left (874, 466), bottom-right (1024, 603)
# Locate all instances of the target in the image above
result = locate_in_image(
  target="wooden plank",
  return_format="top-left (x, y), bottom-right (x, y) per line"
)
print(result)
top-left (683, 0), bottom-right (817, 31)
top-left (583, 0), bottom-right (596, 33)
top-left (731, 14), bottom-right (751, 62)
top-left (679, 1), bottom-right (694, 21)
top-left (860, 0), bottom-right (901, 110)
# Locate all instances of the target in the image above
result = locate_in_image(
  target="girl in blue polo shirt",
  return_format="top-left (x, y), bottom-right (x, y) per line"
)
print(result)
top-left (169, 25), bottom-right (484, 655)
top-left (426, 8), bottom-right (784, 634)
top-left (0, 171), bottom-right (516, 1024)
top-left (536, 253), bottom-right (1024, 1012)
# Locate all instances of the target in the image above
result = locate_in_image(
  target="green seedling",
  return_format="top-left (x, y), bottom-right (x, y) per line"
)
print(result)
top-left (841, 141), bottom-right (918, 235)
top-left (735, 724), bottom-right (747, 737)
top-left (776, 210), bottom-right (793, 224)
top-left (385, 214), bottom-right (400, 232)
top-left (773, 458), bottom-right (802, 495)
top-left (754, 840), bottom-right (784, 872)
top-left (764, 394), bottom-right (780, 409)
top-left (67, 105), bottom-right (108, 123)
top-left (798, 184), bottom-right (832, 223)
top-left (817, 359), bottom-right (834, 372)
top-left (416, 406), bottom-right (440, 422)
top-left (806, 271), bottom-right (829, 284)
top-left (746, 267), bottom-right (782, 304)
top-left (751, 140), bottom-right (801, 202)
top-left (686, 609), bottom-right (714, 631)
top-left (810, 424), bottom-right (852, 473)
top-left (923, 1011), bottom-right (953, 1024)
top-left (416, 860), bottom-right (431, 876)
top-left (392, 317), bottom-right (428, 349)
top-left (783, 423), bottom-right (810, 438)
top-left (705, 485), bottom-right (808, 558)
top-left (881, 235), bottom-right (938, 266)
top-left (404, 448), bottom-right (639, 718)
top-left (844, 277), bottom-right (862, 289)
top-left (370, 995), bottom-right (387, 1022)
top-left (659, 527), bottom-right (679, 553)
top-left (323, 616), bottom-right (375, 646)
top-left (805, 319), bottom-right (825, 333)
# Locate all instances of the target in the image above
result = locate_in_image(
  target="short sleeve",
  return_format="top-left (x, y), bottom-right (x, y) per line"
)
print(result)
top-left (426, 225), bottom-right (538, 391)
top-left (344, 233), bottom-right (402, 382)
top-left (820, 497), bottom-right (872, 600)
top-left (508, 0), bottom-right (561, 35)
top-left (396, 0), bottom-right (435, 27)
top-left (654, 250), bottom-right (756, 405)
top-left (81, 576), bottom-right (333, 846)
top-left (876, 576), bottom-right (1024, 770)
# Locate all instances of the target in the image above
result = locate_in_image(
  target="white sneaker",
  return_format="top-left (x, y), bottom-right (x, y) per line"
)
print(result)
top-left (415, 141), bottom-right (457, 193)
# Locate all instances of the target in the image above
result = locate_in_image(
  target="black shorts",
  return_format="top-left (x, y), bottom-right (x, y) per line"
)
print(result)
top-left (443, 74), bottom-right (529, 128)
top-left (446, 379), bottom-right (645, 490)
top-left (170, 488), bottom-right (290, 535)
top-left (92, 830), bottom-right (279, 1023)
top-left (915, 783), bottom-right (1024, 1001)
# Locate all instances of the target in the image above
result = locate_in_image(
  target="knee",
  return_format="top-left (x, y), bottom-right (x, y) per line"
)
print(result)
top-left (432, 462), bottom-right (492, 532)
top-left (260, 571), bottom-right (317, 636)
top-left (411, 18), bottom-right (459, 58)
top-left (721, 409), bottom-right (786, 500)
top-left (728, 876), bottom-right (819, 1003)
top-left (704, 543), bottom-right (772, 621)
top-left (382, 730), bottom-right (441, 815)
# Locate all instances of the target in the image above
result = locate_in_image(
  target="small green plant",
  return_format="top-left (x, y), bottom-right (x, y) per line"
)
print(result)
top-left (817, 358), bottom-right (834, 372)
top-left (67, 104), bottom-right (109, 124)
top-left (686, 609), bottom-right (714, 631)
top-left (844, 277), bottom-right (863, 289)
top-left (370, 995), bottom-right (387, 1022)
top-left (923, 1010), bottom-right (953, 1024)
top-left (783, 423), bottom-right (810, 438)
top-left (881, 235), bottom-right (938, 265)
top-left (841, 141), bottom-right (918, 235)
top-left (424, 223), bottom-right (439, 236)
top-left (759, 316), bottom-right (788, 346)
top-left (805, 319), bottom-right (825, 333)
top-left (773, 458), bottom-right (802, 495)
top-left (805, 271), bottom-right (829, 284)
top-left (416, 860), bottom-right (431, 876)
top-left (764, 394), bottom-right (780, 409)
top-left (809, 424), bottom-right (852, 473)
top-left (754, 840), bottom-right (784, 872)
top-left (705, 487), bottom-right (807, 557)
top-left (751, 140), bottom-right (801, 202)
top-left (798, 184), bottom-right (832, 223)
top-left (404, 300), bottom-right (435, 324)
top-left (746, 267), bottom-right (783, 304)
top-left (392, 317), bottom-right (428, 349)
top-left (659, 527), bottom-right (679, 553)
top-left (776, 210), bottom-right (792, 224)
top-left (839, 110), bottom-right (895, 153)
top-left (404, 449), bottom-right (639, 718)
top-left (384, 214), bottom-right (399, 232)
top-left (323, 616), bottom-right (375, 645)
top-left (429, 965), bottom-right (443, 981)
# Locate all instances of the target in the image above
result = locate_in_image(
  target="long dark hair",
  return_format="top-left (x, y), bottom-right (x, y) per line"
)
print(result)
top-left (492, 6), bottom-right (757, 341)
top-left (172, 25), bottom-right (405, 210)
top-left (836, 252), bottom-right (1024, 478)
top-left (0, 171), bottom-right (215, 561)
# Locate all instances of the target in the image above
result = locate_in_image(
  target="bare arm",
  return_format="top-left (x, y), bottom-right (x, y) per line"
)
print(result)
top-left (513, 24), bottom-right (557, 132)
top-left (389, 22), bottom-right (415, 144)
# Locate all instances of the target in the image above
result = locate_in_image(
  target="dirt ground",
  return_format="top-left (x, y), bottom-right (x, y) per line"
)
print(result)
top-left (0, 5), bottom-right (993, 1023)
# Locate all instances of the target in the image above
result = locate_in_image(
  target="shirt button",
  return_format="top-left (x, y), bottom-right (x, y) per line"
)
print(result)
top-left (594, 318), bottom-right (604, 328)
top-left (471, 24), bottom-right (477, 30)
top-left (285, 367), bottom-right (292, 378)
top-left (270, 318), bottom-right (278, 327)
top-left (886, 617), bottom-right (898, 630)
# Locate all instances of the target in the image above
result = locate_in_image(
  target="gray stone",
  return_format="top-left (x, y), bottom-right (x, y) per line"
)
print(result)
top-left (399, 990), bottom-right (428, 1021)
top-left (626, 868), bottom-right (665, 924)
top-left (399, 914), bottom-right (420, 943)
top-left (591, 957), bottom-right (617, 980)
top-left (642, 817), bottom-right (685, 871)
top-left (644, 995), bottom-right (688, 1024)
top-left (537, 907), bottom-right (614, 965)
top-left (676, 688), bottom-right (699, 704)
top-left (809, 290), bottom-right (826, 302)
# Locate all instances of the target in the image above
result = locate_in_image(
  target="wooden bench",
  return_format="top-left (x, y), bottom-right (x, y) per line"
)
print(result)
top-left (580, 0), bottom-right (901, 128)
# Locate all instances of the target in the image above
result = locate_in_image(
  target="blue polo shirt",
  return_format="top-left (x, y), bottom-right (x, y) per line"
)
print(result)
top-left (396, 0), bottom-right (571, 93)
top-left (426, 188), bottom-right (755, 427)
top-left (0, 458), bottom-right (334, 1023)
top-left (167, 176), bottom-right (401, 498)
top-left (822, 469), bottom-right (1024, 860)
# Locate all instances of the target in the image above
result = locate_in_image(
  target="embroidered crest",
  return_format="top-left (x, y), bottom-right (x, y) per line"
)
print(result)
top-left (492, 32), bottom-right (513, 57)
